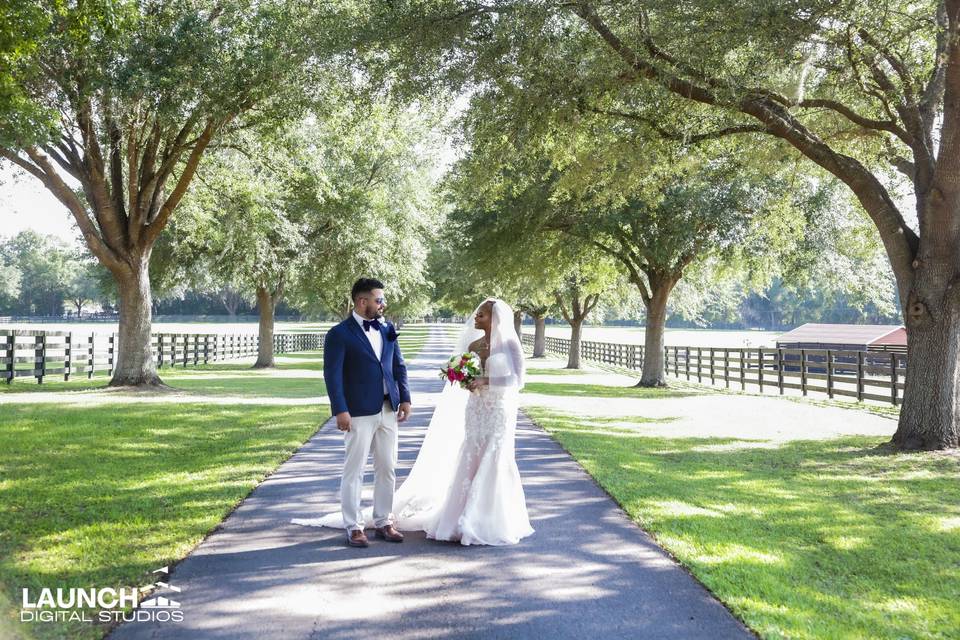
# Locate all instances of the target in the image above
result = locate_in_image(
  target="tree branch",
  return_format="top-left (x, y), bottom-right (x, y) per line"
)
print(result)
top-left (585, 105), bottom-right (768, 142)
top-left (553, 291), bottom-right (573, 324)
top-left (142, 120), bottom-right (217, 247)
top-left (921, 1), bottom-right (949, 129)
top-left (571, 2), bottom-right (919, 300)
top-left (16, 147), bottom-right (124, 271)
top-left (796, 98), bottom-right (909, 141)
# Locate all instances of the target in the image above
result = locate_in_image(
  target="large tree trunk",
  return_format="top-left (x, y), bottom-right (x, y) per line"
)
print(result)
top-left (566, 318), bottom-right (583, 369)
top-left (892, 264), bottom-right (960, 449)
top-left (254, 285), bottom-right (275, 369)
top-left (513, 309), bottom-right (523, 337)
top-left (638, 284), bottom-right (672, 387)
top-left (110, 263), bottom-right (162, 387)
top-left (533, 314), bottom-right (547, 357)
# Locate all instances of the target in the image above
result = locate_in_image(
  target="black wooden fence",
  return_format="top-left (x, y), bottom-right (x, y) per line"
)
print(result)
top-left (1, 330), bottom-right (325, 384)
top-left (522, 333), bottom-right (907, 406)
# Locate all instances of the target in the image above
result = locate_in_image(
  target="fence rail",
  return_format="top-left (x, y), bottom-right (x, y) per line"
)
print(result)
top-left (1, 330), bottom-right (325, 384)
top-left (522, 333), bottom-right (907, 406)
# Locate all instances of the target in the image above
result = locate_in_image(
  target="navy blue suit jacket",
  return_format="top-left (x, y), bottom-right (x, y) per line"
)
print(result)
top-left (323, 317), bottom-right (410, 417)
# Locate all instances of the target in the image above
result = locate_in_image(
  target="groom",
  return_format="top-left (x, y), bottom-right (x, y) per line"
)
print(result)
top-left (323, 278), bottom-right (412, 548)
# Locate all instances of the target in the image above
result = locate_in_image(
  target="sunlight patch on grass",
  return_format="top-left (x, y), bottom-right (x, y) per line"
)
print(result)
top-left (698, 544), bottom-right (784, 567)
top-left (651, 500), bottom-right (724, 518)
top-left (936, 516), bottom-right (960, 532)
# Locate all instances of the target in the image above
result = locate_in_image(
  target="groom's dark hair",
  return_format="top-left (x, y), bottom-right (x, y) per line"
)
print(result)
top-left (351, 277), bottom-right (385, 302)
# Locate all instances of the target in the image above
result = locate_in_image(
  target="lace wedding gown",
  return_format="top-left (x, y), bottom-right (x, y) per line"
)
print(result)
top-left (423, 361), bottom-right (535, 546)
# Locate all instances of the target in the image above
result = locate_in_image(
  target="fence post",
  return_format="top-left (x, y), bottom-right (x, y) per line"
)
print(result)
top-left (685, 347), bottom-right (690, 380)
top-left (4, 333), bottom-right (13, 385)
top-left (87, 334), bottom-right (94, 379)
top-left (890, 353), bottom-right (898, 406)
top-left (800, 348), bottom-right (807, 396)
top-left (697, 347), bottom-right (702, 382)
top-left (856, 350), bottom-right (864, 401)
top-left (709, 347), bottom-right (715, 384)
top-left (757, 347), bottom-right (764, 392)
top-left (108, 333), bottom-right (117, 377)
top-left (64, 333), bottom-right (72, 382)
top-left (35, 333), bottom-right (45, 384)
top-left (777, 348), bottom-right (784, 394)
top-left (723, 349), bottom-right (730, 388)
top-left (740, 348), bottom-right (745, 390)
top-left (826, 349), bottom-right (834, 399)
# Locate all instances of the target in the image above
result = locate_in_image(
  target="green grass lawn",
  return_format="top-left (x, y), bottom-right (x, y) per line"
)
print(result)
top-left (525, 403), bottom-right (960, 640)
top-left (0, 402), bottom-right (327, 640)
top-left (0, 328), bottom-right (430, 639)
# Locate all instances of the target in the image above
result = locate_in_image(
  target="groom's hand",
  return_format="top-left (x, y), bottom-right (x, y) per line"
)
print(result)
top-left (397, 402), bottom-right (412, 422)
top-left (336, 411), bottom-right (352, 432)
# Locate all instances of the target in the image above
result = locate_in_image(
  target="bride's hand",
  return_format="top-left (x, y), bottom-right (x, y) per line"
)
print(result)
top-left (466, 377), bottom-right (488, 392)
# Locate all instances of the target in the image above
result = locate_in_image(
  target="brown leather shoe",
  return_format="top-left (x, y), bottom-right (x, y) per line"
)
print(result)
top-left (374, 524), bottom-right (404, 542)
top-left (347, 529), bottom-right (369, 547)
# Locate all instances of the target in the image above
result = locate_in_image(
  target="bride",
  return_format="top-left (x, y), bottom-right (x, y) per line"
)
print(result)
top-left (294, 298), bottom-right (534, 546)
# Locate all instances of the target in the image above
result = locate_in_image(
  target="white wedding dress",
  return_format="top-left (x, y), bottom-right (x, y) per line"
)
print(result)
top-left (423, 353), bottom-right (534, 545)
top-left (293, 299), bottom-right (534, 546)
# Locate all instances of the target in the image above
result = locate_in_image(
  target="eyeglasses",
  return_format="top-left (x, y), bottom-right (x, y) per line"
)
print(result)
top-left (368, 296), bottom-right (386, 305)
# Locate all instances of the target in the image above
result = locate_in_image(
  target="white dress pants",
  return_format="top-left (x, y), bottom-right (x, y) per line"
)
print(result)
top-left (341, 399), bottom-right (398, 531)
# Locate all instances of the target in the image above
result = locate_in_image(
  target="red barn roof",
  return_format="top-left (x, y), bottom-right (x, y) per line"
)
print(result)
top-left (777, 323), bottom-right (906, 346)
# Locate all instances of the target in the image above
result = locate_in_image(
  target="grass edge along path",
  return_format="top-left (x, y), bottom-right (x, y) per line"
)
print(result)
top-left (524, 396), bottom-right (960, 640)
top-left (0, 329), bottom-right (429, 640)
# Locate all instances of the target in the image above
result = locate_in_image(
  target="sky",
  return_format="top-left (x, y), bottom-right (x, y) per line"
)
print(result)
top-left (0, 163), bottom-right (80, 245)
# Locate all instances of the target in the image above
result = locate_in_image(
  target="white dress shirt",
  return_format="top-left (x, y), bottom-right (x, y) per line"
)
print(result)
top-left (353, 311), bottom-right (388, 394)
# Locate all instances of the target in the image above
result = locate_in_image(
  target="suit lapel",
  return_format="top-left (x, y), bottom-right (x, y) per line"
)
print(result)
top-left (379, 324), bottom-right (391, 366)
top-left (346, 318), bottom-right (379, 361)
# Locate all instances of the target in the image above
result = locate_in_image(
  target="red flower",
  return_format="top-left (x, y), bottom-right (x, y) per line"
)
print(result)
top-left (455, 371), bottom-right (465, 381)
top-left (447, 369), bottom-right (455, 382)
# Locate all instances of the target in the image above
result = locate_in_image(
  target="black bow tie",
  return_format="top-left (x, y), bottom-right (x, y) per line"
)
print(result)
top-left (362, 319), bottom-right (382, 332)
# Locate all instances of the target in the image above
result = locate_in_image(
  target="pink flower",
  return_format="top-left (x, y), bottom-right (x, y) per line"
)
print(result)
top-left (447, 369), bottom-right (455, 382)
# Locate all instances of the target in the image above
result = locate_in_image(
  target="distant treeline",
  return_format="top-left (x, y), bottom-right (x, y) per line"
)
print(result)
top-left (2, 230), bottom-right (900, 329)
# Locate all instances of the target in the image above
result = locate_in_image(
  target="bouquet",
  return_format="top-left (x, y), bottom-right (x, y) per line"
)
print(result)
top-left (440, 352), bottom-right (482, 389)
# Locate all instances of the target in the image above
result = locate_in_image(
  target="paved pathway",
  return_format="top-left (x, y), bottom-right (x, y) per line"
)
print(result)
top-left (109, 326), bottom-right (754, 640)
